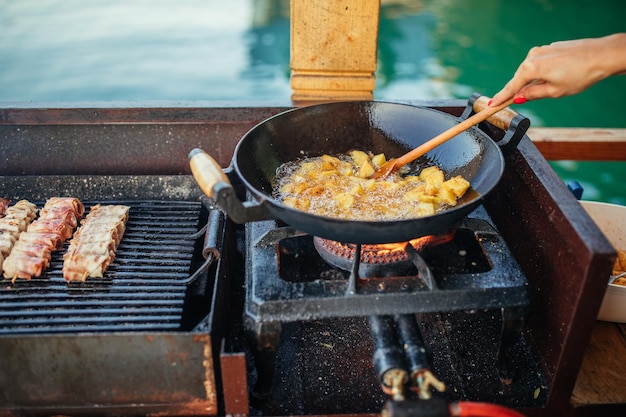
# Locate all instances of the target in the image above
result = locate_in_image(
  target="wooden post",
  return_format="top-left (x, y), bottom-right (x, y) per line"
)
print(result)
top-left (290, 0), bottom-right (380, 103)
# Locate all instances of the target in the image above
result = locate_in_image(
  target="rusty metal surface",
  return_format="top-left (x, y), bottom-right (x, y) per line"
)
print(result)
top-left (219, 350), bottom-right (249, 416)
top-left (0, 333), bottom-right (217, 416)
top-left (0, 105), bottom-right (291, 175)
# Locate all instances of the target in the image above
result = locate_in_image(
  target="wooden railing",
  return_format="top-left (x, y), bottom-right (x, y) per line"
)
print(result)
top-left (528, 127), bottom-right (626, 161)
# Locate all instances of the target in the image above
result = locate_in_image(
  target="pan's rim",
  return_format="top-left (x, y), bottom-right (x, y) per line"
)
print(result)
top-left (232, 99), bottom-right (504, 229)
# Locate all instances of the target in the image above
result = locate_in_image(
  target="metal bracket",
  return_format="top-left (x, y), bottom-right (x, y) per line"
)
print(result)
top-left (213, 182), bottom-right (273, 223)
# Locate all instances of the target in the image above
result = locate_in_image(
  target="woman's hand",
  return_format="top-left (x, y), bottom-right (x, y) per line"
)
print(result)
top-left (490, 33), bottom-right (626, 107)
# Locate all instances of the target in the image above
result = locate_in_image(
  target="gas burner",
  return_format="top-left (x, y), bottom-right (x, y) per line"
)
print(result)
top-left (244, 206), bottom-right (530, 403)
top-left (313, 233), bottom-right (456, 278)
top-left (244, 206), bottom-right (528, 328)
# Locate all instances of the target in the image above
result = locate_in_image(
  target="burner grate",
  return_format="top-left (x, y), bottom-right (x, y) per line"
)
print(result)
top-left (0, 200), bottom-right (207, 334)
top-left (245, 206), bottom-right (528, 324)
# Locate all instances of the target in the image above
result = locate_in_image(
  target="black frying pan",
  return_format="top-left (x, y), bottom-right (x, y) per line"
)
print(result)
top-left (190, 99), bottom-right (527, 244)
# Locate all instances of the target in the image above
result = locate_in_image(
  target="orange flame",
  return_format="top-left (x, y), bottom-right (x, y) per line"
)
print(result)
top-left (370, 232), bottom-right (456, 256)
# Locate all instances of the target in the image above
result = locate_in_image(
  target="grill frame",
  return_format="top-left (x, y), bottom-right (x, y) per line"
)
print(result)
top-left (0, 102), bottom-right (618, 416)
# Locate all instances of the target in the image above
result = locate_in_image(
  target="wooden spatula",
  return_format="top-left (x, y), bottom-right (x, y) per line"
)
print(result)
top-left (370, 98), bottom-right (515, 179)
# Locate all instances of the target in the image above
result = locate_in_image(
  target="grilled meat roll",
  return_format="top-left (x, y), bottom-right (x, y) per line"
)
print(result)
top-left (3, 198), bottom-right (83, 281)
top-left (63, 204), bottom-right (130, 282)
top-left (0, 200), bottom-right (38, 273)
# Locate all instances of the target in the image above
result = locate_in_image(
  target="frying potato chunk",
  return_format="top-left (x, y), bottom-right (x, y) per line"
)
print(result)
top-left (350, 150), bottom-right (376, 178)
top-left (443, 176), bottom-right (471, 197)
top-left (420, 166), bottom-right (445, 187)
top-left (415, 202), bottom-right (436, 217)
top-left (274, 150), bottom-right (471, 221)
top-left (283, 197), bottom-right (311, 211)
top-left (350, 150), bottom-right (370, 166)
top-left (371, 153), bottom-right (386, 167)
top-left (334, 192), bottom-right (355, 209)
top-left (436, 187), bottom-right (457, 207)
top-left (357, 160), bottom-right (375, 178)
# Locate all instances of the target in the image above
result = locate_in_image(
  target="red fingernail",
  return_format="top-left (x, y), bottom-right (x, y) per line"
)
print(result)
top-left (513, 96), bottom-right (527, 104)
top-left (487, 99), bottom-right (493, 106)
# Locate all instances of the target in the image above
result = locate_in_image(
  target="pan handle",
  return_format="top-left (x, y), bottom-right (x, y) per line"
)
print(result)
top-left (189, 148), bottom-right (273, 223)
top-left (189, 148), bottom-right (231, 199)
top-left (471, 95), bottom-right (519, 131)
top-left (462, 93), bottom-right (531, 156)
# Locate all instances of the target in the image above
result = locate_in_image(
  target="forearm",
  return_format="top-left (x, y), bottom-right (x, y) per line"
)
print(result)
top-left (601, 33), bottom-right (626, 76)
top-left (490, 33), bottom-right (626, 106)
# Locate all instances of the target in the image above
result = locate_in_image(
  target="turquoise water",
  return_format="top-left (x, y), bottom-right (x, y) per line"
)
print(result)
top-left (1, 0), bottom-right (625, 203)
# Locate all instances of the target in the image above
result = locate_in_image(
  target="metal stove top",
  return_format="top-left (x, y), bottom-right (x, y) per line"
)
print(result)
top-left (244, 205), bottom-right (528, 325)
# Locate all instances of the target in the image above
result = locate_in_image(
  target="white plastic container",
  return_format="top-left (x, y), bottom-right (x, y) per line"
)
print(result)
top-left (580, 201), bottom-right (626, 323)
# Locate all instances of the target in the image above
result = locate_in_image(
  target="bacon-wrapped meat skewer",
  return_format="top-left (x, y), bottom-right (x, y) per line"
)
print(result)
top-left (3, 197), bottom-right (84, 281)
top-left (44, 197), bottom-right (85, 219)
top-left (63, 204), bottom-right (130, 282)
top-left (0, 200), bottom-right (38, 273)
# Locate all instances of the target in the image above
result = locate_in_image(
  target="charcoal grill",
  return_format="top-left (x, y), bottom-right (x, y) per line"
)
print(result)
top-left (0, 101), bottom-right (617, 417)
top-left (0, 174), bottom-right (233, 415)
top-left (2, 199), bottom-right (210, 334)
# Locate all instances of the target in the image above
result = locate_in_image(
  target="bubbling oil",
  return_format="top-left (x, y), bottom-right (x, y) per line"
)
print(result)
top-left (272, 151), bottom-right (471, 221)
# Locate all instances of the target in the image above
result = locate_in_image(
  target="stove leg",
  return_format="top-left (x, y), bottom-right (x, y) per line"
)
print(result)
top-left (244, 318), bottom-right (282, 402)
top-left (496, 306), bottom-right (525, 384)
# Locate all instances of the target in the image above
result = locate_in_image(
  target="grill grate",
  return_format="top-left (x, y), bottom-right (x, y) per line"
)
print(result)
top-left (0, 200), bottom-right (207, 334)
